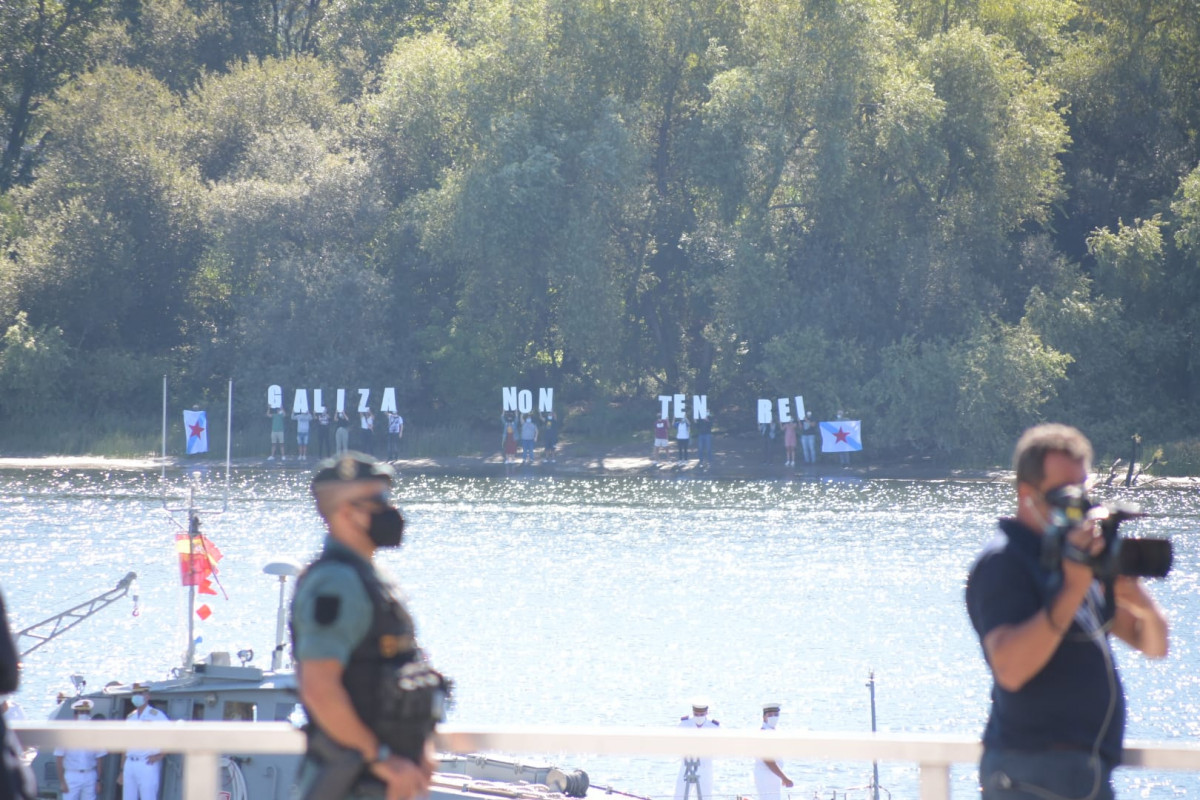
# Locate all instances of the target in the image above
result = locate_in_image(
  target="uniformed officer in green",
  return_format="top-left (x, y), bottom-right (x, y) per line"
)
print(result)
top-left (291, 452), bottom-right (436, 800)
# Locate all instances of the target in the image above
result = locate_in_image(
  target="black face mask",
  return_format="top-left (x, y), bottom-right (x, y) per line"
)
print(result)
top-left (367, 506), bottom-right (405, 548)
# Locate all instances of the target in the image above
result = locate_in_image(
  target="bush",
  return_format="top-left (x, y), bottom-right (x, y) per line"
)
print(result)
top-left (0, 312), bottom-right (73, 420)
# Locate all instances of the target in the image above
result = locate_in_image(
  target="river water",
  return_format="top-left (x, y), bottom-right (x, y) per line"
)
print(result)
top-left (1, 468), bottom-right (1198, 799)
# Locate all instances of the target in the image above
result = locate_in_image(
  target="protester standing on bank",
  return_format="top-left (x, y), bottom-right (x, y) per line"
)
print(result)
top-left (781, 419), bottom-right (798, 467)
top-left (540, 411), bottom-right (558, 463)
top-left (799, 413), bottom-right (818, 465)
top-left (317, 410), bottom-right (333, 459)
top-left (966, 424), bottom-right (1168, 800)
top-left (674, 417), bottom-right (690, 462)
top-left (694, 415), bottom-right (713, 469)
top-left (334, 411), bottom-right (351, 456)
top-left (386, 412), bottom-right (404, 461)
top-left (520, 415), bottom-right (538, 465)
top-left (653, 416), bottom-right (670, 463)
top-left (359, 410), bottom-right (375, 456)
top-left (268, 406), bottom-right (288, 461)
top-left (290, 454), bottom-right (444, 800)
top-left (294, 409), bottom-right (314, 461)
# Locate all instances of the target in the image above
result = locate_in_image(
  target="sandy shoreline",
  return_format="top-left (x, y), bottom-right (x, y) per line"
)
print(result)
top-left (1, 447), bottom-right (1196, 487)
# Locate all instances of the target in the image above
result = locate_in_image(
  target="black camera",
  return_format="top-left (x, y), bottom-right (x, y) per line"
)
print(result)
top-left (1039, 485), bottom-right (1172, 579)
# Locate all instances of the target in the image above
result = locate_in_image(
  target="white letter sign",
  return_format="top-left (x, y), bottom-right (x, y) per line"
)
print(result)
top-left (357, 389), bottom-right (370, 412)
top-left (293, 390), bottom-right (310, 414)
top-left (657, 395), bottom-right (672, 419)
top-left (757, 399), bottom-right (773, 425)
top-left (268, 385), bottom-right (283, 409)
top-left (380, 388), bottom-right (397, 414)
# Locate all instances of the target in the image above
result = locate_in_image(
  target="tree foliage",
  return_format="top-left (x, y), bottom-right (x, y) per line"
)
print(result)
top-left (1, 0), bottom-right (1198, 459)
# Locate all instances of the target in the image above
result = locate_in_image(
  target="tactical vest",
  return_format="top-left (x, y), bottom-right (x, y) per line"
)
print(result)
top-left (291, 546), bottom-right (419, 745)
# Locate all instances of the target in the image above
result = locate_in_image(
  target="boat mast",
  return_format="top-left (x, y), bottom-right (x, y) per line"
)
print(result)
top-left (161, 379), bottom-right (234, 673)
top-left (184, 491), bottom-right (198, 671)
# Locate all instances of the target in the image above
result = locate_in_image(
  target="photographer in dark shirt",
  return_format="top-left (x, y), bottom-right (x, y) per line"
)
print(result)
top-left (966, 424), bottom-right (1168, 800)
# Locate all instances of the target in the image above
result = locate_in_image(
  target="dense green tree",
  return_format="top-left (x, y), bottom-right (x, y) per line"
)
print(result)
top-left (0, 311), bottom-right (72, 418)
top-left (0, 0), bottom-right (1198, 457)
top-left (0, 0), bottom-right (112, 189)
top-left (184, 56), bottom-right (348, 181)
top-left (4, 66), bottom-right (202, 349)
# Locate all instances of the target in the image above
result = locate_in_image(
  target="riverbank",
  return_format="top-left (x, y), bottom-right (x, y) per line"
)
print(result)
top-left (2, 432), bottom-right (1197, 487)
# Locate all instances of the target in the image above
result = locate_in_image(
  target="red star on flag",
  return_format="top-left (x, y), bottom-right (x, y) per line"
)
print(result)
top-left (834, 427), bottom-right (850, 443)
top-left (188, 420), bottom-right (205, 438)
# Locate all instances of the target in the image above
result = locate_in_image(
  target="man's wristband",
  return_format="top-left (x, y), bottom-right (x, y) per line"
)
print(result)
top-left (369, 744), bottom-right (391, 764)
top-left (1045, 607), bottom-right (1067, 635)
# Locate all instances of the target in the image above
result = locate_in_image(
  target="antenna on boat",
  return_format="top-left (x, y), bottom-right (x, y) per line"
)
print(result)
top-left (160, 377), bottom-right (236, 672)
top-left (866, 670), bottom-right (880, 800)
top-left (263, 560), bottom-right (301, 671)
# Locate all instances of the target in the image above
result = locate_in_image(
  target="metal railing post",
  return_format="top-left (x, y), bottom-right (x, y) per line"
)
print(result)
top-left (918, 762), bottom-right (950, 800)
top-left (183, 752), bottom-right (220, 800)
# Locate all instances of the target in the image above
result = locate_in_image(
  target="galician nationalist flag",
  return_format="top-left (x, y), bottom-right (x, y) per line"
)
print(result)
top-left (184, 409), bottom-right (208, 454)
top-left (820, 419), bottom-right (862, 452)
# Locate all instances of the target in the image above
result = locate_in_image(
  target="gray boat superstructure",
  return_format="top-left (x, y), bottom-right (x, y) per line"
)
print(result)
top-left (32, 655), bottom-right (301, 800)
top-left (25, 566), bottom-right (626, 800)
top-left (32, 662), bottom-right (621, 800)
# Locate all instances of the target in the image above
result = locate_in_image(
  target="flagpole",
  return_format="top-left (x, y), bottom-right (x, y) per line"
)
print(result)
top-left (161, 375), bottom-right (168, 483)
top-left (225, 379), bottom-right (233, 510)
top-left (184, 493), bottom-right (197, 671)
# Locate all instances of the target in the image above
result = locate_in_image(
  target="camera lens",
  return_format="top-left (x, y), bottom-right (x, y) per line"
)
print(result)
top-left (1117, 538), bottom-right (1173, 578)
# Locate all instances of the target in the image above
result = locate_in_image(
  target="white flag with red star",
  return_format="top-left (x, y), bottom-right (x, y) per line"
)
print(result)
top-left (820, 419), bottom-right (862, 452)
top-left (184, 409), bottom-right (208, 454)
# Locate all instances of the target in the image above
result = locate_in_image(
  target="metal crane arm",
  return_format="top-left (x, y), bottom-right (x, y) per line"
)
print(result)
top-left (16, 571), bottom-right (139, 658)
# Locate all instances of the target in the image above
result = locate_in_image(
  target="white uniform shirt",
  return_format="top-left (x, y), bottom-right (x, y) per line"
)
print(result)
top-left (1, 699), bottom-right (26, 723)
top-left (673, 716), bottom-right (716, 800)
top-left (753, 722), bottom-right (784, 800)
top-left (55, 746), bottom-right (107, 771)
top-left (125, 705), bottom-right (169, 759)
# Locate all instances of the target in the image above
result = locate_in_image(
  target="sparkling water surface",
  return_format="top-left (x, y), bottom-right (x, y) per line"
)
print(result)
top-left (2, 468), bottom-right (1198, 798)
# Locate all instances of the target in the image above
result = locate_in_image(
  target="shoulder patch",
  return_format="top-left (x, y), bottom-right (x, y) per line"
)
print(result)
top-left (710, 720), bottom-right (720, 726)
top-left (315, 595), bottom-right (341, 625)
top-left (680, 716), bottom-right (689, 721)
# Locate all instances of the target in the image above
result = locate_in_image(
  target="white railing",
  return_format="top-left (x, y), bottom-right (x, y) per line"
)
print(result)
top-left (16, 722), bottom-right (1200, 800)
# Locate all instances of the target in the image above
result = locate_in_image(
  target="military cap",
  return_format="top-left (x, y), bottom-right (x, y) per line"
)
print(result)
top-left (762, 702), bottom-right (781, 713)
top-left (311, 452), bottom-right (394, 492)
top-left (71, 698), bottom-right (94, 711)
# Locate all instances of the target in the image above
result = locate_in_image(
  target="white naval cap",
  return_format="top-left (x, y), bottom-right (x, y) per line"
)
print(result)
top-left (762, 702), bottom-right (782, 713)
top-left (690, 697), bottom-right (711, 711)
top-left (71, 698), bottom-right (94, 712)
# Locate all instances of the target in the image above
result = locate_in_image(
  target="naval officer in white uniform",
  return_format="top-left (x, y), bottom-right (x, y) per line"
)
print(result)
top-left (674, 700), bottom-right (718, 800)
top-left (120, 683), bottom-right (169, 800)
top-left (55, 699), bottom-right (107, 800)
top-left (752, 703), bottom-right (793, 800)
